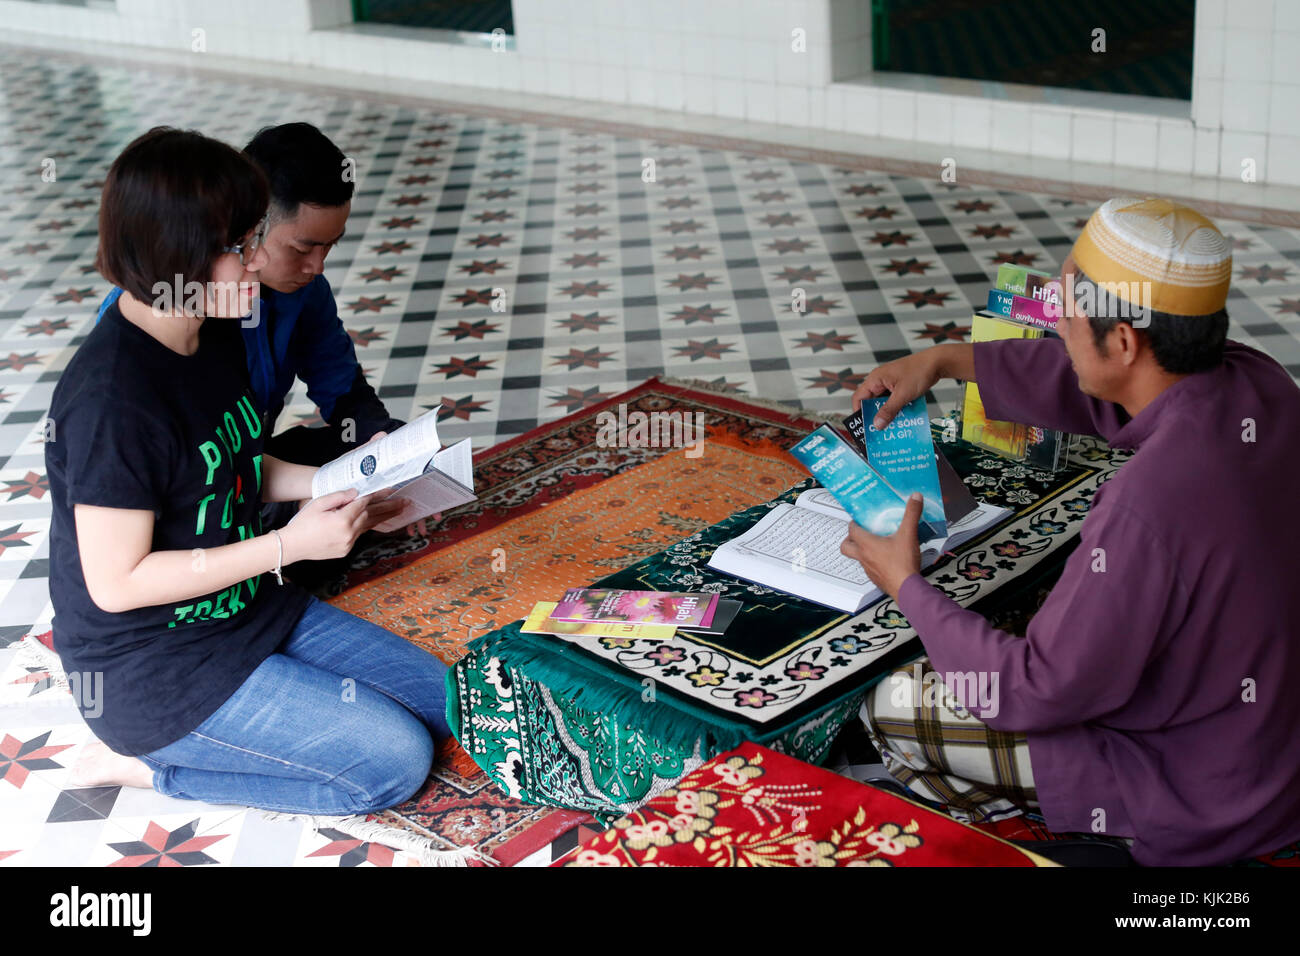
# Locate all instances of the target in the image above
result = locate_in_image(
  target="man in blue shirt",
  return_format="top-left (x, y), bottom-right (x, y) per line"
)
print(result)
top-left (98, 122), bottom-right (402, 460)
top-left (96, 123), bottom-right (405, 587)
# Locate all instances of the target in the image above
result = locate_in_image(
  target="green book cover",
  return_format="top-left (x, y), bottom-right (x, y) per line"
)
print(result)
top-left (995, 263), bottom-right (1052, 297)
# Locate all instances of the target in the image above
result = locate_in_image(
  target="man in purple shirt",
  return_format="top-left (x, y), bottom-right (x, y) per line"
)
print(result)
top-left (843, 198), bottom-right (1300, 865)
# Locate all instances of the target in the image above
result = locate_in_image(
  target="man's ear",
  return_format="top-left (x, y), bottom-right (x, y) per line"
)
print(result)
top-left (1112, 321), bottom-right (1144, 367)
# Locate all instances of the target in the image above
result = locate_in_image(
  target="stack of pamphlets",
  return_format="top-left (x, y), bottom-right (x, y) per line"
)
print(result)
top-left (519, 588), bottom-right (743, 640)
top-left (962, 263), bottom-right (1074, 471)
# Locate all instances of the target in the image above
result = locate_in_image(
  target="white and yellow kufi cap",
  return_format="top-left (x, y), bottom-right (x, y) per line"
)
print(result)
top-left (1070, 197), bottom-right (1232, 317)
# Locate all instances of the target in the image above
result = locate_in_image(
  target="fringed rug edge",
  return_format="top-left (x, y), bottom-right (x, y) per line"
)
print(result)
top-left (256, 809), bottom-right (496, 867)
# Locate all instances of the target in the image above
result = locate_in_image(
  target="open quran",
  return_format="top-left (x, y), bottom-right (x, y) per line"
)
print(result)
top-left (706, 489), bottom-right (1009, 614)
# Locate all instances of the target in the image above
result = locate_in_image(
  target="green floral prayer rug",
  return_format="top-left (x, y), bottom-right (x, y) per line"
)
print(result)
top-left (450, 431), bottom-right (1131, 819)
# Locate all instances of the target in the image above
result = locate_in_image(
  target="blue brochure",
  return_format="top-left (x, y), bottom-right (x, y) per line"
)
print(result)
top-left (860, 395), bottom-right (948, 537)
top-left (790, 424), bottom-right (940, 540)
top-left (986, 288), bottom-right (1014, 316)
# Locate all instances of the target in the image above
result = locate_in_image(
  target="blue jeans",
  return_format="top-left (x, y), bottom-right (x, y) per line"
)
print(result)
top-left (137, 597), bottom-right (450, 815)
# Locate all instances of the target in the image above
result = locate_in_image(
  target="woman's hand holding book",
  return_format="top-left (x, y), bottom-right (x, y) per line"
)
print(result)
top-left (281, 487), bottom-right (407, 562)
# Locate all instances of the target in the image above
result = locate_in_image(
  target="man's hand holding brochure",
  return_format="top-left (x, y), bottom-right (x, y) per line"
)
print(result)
top-left (707, 394), bottom-right (1010, 613)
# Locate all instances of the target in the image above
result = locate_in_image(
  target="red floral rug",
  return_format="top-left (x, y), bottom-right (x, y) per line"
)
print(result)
top-left (553, 743), bottom-right (1055, 867)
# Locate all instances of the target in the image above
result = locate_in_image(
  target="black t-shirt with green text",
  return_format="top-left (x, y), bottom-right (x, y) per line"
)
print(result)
top-left (46, 302), bottom-right (312, 755)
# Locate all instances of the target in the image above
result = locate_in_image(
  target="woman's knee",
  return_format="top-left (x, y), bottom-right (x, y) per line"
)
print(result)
top-left (340, 709), bottom-right (434, 813)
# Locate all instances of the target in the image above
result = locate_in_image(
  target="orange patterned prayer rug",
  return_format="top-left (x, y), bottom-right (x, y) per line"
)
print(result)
top-left (551, 743), bottom-right (1055, 867)
top-left (331, 376), bottom-right (826, 594)
top-left (331, 437), bottom-right (807, 659)
top-left (322, 379), bottom-right (818, 865)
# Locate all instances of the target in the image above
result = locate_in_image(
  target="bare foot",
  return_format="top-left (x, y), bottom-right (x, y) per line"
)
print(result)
top-left (70, 741), bottom-right (155, 789)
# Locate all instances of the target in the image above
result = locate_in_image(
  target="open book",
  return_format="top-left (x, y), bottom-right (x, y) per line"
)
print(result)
top-left (707, 488), bottom-right (1011, 614)
top-left (309, 409), bottom-right (476, 533)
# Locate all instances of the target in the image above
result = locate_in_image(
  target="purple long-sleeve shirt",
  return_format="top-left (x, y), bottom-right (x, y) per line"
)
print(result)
top-left (898, 336), bottom-right (1300, 866)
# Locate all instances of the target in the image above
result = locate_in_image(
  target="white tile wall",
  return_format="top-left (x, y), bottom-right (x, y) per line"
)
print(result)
top-left (1072, 112), bottom-right (1116, 165)
top-left (990, 101), bottom-right (1031, 151)
top-left (1222, 80), bottom-right (1272, 133)
top-left (497, 53), bottom-right (523, 92)
top-left (951, 98), bottom-right (992, 152)
top-left (744, 81), bottom-right (779, 124)
top-left (306, 0), bottom-right (352, 30)
top-left (776, 83), bottom-right (810, 127)
top-left (713, 77), bottom-right (745, 118)
top-left (1031, 108), bottom-right (1072, 160)
top-left (677, 1), bottom-right (709, 35)
top-left (878, 88), bottom-right (916, 140)
top-left (627, 68), bottom-right (656, 107)
top-left (743, 36), bottom-right (778, 83)
top-left (653, 72), bottom-right (686, 112)
top-left (807, 41), bottom-right (832, 85)
top-left (914, 92), bottom-right (953, 145)
top-left (714, 37), bottom-right (744, 80)
top-left (797, 0), bottom-right (830, 38)
top-left (3, 0), bottom-right (1300, 187)
top-left (831, 38), bottom-right (863, 81)
top-left (649, 30), bottom-right (683, 75)
top-left (775, 42), bottom-right (813, 86)
top-left (1220, 0), bottom-right (1276, 30)
top-left (806, 84), bottom-right (826, 127)
top-left (1156, 118), bottom-right (1195, 175)
top-left (1114, 116), bottom-right (1159, 169)
top-left (596, 62), bottom-right (628, 102)
top-left (843, 85), bottom-right (879, 138)
top-left (1273, 32), bottom-right (1300, 85)
top-left (683, 74), bottom-right (715, 114)
top-left (1222, 29), bottom-right (1273, 84)
top-left (823, 84), bottom-right (846, 132)
top-left (1269, 86), bottom-right (1300, 138)
top-left (1196, 0), bottom-right (1227, 29)
top-left (1269, 133), bottom-right (1300, 185)
top-left (1194, 78), bottom-right (1224, 129)
top-left (1194, 24), bottom-right (1225, 80)
top-left (1220, 131), bottom-right (1269, 182)
top-left (1194, 127), bottom-right (1222, 178)
top-left (682, 32), bottom-right (713, 75)
top-left (571, 61), bottom-right (601, 101)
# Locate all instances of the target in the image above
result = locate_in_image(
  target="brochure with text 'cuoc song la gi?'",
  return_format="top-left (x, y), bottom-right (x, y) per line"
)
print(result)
top-left (858, 394), bottom-right (947, 537)
top-left (845, 404), bottom-right (978, 526)
top-left (789, 414), bottom-right (942, 543)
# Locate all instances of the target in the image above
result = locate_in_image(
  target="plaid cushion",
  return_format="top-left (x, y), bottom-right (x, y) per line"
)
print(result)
top-left (861, 656), bottom-right (1036, 822)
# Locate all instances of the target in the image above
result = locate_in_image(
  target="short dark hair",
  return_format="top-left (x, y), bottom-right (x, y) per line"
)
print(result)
top-left (243, 122), bottom-right (353, 221)
top-left (1075, 267), bottom-right (1228, 375)
top-left (95, 127), bottom-right (268, 302)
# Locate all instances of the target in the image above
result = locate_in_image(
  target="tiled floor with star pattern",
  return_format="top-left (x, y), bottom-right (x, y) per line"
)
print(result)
top-left (2, 43), bottom-right (1299, 866)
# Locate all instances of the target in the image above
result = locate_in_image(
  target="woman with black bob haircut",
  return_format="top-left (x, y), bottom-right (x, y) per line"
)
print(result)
top-left (47, 127), bottom-right (449, 816)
